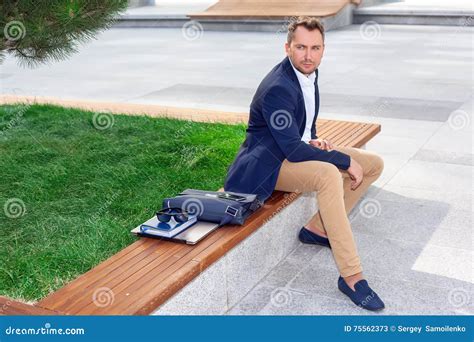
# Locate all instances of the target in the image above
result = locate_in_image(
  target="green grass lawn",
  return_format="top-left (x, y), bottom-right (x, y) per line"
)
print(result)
top-left (0, 104), bottom-right (245, 302)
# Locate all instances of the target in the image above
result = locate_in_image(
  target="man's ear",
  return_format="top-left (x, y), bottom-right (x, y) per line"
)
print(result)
top-left (285, 42), bottom-right (290, 55)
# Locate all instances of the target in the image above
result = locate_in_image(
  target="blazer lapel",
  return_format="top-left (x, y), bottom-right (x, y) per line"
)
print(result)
top-left (282, 57), bottom-right (306, 136)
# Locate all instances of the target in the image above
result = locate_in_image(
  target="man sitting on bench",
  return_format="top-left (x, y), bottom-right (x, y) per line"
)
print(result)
top-left (224, 16), bottom-right (385, 311)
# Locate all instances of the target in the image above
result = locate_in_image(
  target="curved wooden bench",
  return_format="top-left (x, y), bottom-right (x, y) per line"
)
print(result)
top-left (2, 119), bottom-right (380, 315)
top-left (190, 0), bottom-right (362, 20)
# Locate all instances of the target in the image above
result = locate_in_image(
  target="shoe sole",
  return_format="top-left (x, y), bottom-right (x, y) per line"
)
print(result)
top-left (298, 238), bottom-right (331, 248)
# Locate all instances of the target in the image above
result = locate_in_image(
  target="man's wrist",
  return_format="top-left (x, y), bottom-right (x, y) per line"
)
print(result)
top-left (338, 152), bottom-right (351, 170)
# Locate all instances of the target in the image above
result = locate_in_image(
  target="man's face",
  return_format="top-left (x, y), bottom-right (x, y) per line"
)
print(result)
top-left (285, 26), bottom-right (325, 75)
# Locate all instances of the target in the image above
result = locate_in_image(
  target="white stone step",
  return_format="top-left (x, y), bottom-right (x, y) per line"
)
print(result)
top-left (354, 1), bottom-right (474, 26)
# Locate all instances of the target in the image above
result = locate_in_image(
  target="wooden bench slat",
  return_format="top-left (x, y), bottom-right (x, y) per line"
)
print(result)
top-left (55, 242), bottom-right (185, 313)
top-left (84, 228), bottom-right (235, 314)
top-left (318, 119), bottom-right (353, 135)
top-left (73, 222), bottom-right (240, 314)
top-left (333, 123), bottom-right (371, 145)
top-left (104, 260), bottom-right (202, 315)
top-left (321, 122), bottom-right (350, 141)
top-left (81, 230), bottom-right (232, 314)
top-left (0, 296), bottom-right (62, 315)
top-left (317, 118), bottom-right (337, 128)
top-left (38, 238), bottom-right (164, 309)
top-left (335, 123), bottom-right (379, 147)
top-left (342, 124), bottom-right (381, 147)
top-left (330, 122), bottom-right (365, 145)
top-left (321, 121), bottom-right (357, 143)
top-left (317, 119), bottom-right (347, 135)
top-left (316, 121), bottom-right (341, 134)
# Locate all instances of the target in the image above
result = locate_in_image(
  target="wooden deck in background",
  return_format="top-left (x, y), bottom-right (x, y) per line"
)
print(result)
top-left (190, 0), bottom-right (361, 20)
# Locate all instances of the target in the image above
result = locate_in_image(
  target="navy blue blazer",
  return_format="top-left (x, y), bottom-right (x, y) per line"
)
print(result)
top-left (224, 57), bottom-right (351, 202)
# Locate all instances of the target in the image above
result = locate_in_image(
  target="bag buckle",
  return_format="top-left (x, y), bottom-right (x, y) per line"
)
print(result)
top-left (225, 206), bottom-right (239, 217)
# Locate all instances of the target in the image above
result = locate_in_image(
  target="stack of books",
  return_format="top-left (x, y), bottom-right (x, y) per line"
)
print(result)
top-left (139, 214), bottom-right (197, 238)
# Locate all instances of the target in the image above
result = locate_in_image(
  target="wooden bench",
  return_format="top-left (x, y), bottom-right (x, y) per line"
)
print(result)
top-left (0, 119), bottom-right (380, 315)
top-left (0, 296), bottom-right (61, 315)
top-left (190, 0), bottom-right (362, 20)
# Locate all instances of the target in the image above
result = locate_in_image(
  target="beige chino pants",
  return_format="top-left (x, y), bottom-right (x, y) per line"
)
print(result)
top-left (274, 146), bottom-right (384, 277)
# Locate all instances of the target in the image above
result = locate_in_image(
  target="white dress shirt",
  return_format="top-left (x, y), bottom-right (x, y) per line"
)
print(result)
top-left (289, 58), bottom-right (316, 144)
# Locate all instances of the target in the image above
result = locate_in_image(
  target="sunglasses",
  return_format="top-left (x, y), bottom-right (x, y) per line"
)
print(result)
top-left (156, 207), bottom-right (189, 223)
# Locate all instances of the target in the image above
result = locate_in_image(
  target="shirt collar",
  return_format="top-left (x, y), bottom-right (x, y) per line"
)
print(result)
top-left (288, 57), bottom-right (316, 85)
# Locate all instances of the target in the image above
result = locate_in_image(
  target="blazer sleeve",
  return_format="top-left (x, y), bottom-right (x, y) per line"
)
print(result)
top-left (261, 85), bottom-right (351, 170)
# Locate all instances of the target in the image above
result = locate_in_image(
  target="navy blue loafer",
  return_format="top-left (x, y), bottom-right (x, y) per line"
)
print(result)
top-left (298, 227), bottom-right (331, 248)
top-left (338, 276), bottom-right (385, 311)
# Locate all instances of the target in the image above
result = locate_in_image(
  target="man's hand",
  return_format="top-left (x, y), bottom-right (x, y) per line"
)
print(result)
top-left (347, 158), bottom-right (363, 190)
top-left (309, 138), bottom-right (334, 151)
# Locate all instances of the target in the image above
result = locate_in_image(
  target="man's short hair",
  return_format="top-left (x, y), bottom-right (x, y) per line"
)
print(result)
top-left (287, 16), bottom-right (325, 44)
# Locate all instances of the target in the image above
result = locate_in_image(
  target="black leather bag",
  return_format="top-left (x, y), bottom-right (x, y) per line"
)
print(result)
top-left (162, 189), bottom-right (263, 227)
